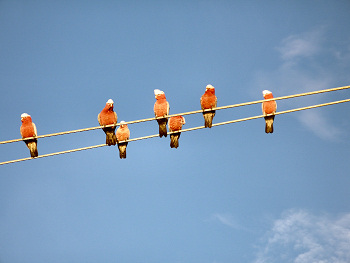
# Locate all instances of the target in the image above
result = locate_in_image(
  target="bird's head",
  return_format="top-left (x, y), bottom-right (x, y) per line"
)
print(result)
top-left (154, 89), bottom-right (165, 99)
top-left (119, 120), bottom-right (127, 128)
top-left (205, 84), bottom-right (215, 93)
top-left (21, 113), bottom-right (31, 122)
top-left (262, 90), bottom-right (274, 99)
top-left (106, 99), bottom-right (114, 109)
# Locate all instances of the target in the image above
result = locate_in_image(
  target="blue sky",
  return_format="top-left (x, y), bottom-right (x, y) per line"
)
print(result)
top-left (1, 1), bottom-right (350, 262)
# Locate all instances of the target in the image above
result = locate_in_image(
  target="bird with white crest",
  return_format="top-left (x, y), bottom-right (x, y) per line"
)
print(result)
top-left (20, 113), bottom-right (38, 158)
top-left (153, 89), bottom-right (170, 137)
top-left (168, 116), bottom-right (186, 149)
top-left (116, 121), bottom-right (130, 159)
top-left (200, 84), bottom-right (217, 128)
top-left (262, 90), bottom-right (277, 133)
top-left (98, 99), bottom-right (118, 145)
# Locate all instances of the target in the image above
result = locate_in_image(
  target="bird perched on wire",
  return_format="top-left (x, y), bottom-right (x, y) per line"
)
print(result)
top-left (20, 113), bottom-right (38, 158)
top-left (116, 121), bottom-right (130, 159)
top-left (262, 90), bottom-right (277, 133)
top-left (200, 84), bottom-right (217, 128)
top-left (154, 89), bottom-right (170, 137)
top-left (168, 116), bottom-right (186, 149)
top-left (98, 99), bottom-right (118, 145)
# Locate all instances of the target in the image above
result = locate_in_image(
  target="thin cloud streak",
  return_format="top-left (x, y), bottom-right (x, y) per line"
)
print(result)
top-left (211, 213), bottom-right (244, 230)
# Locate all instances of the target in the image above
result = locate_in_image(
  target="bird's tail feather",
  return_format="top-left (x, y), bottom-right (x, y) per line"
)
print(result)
top-left (25, 140), bottom-right (38, 158)
top-left (157, 118), bottom-right (168, 137)
top-left (264, 115), bottom-right (275, 133)
top-left (203, 110), bottom-right (215, 128)
top-left (117, 143), bottom-right (128, 159)
top-left (106, 132), bottom-right (117, 146)
top-left (170, 133), bottom-right (181, 148)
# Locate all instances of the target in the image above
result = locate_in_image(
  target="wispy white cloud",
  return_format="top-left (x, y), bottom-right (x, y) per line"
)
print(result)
top-left (252, 27), bottom-right (350, 141)
top-left (253, 209), bottom-right (350, 263)
top-left (329, 38), bottom-right (350, 63)
top-left (274, 28), bottom-right (330, 93)
top-left (277, 30), bottom-right (322, 63)
top-left (298, 110), bottom-right (342, 141)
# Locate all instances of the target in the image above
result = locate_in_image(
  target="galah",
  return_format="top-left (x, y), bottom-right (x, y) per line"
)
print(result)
top-left (200, 84), bottom-right (217, 128)
top-left (20, 113), bottom-right (38, 158)
top-left (154, 89), bottom-right (170, 137)
top-left (116, 121), bottom-right (130, 159)
top-left (168, 116), bottom-right (185, 149)
top-left (262, 90), bottom-right (277, 133)
top-left (98, 99), bottom-right (118, 145)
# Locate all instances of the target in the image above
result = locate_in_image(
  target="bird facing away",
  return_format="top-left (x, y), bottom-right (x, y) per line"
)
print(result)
top-left (168, 115), bottom-right (186, 149)
top-left (262, 90), bottom-right (277, 133)
top-left (154, 89), bottom-right (170, 137)
top-left (20, 113), bottom-right (38, 158)
top-left (98, 99), bottom-right (118, 145)
top-left (200, 84), bottom-right (217, 128)
top-left (116, 121), bottom-right (130, 159)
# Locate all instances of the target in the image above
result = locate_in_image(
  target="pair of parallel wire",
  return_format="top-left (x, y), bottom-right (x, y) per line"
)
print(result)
top-left (1, 85), bottom-right (349, 166)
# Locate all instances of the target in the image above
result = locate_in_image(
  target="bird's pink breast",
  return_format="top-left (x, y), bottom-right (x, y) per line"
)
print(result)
top-left (154, 100), bottom-right (168, 117)
top-left (116, 128), bottom-right (130, 141)
top-left (201, 93), bottom-right (216, 109)
top-left (20, 123), bottom-right (35, 138)
top-left (169, 117), bottom-right (183, 131)
top-left (263, 101), bottom-right (276, 114)
top-left (99, 111), bottom-right (117, 125)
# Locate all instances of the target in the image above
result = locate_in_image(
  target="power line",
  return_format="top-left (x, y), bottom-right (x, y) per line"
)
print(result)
top-left (1, 97), bottom-right (349, 166)
top-left (1, 85), bottom-right (349, 145)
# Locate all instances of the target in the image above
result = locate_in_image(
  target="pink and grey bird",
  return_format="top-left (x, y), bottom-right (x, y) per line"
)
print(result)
top-left (154, 89), bottom-right (170, 137)
top-left (262, 90), bottom-right (277, 133)
top-left (116, 121), bottom-right (130, 159)
top-left (20, 113), bottom-right (38, 158)
top-left (200, 84), bottom-right (217, 128)
top-left (98, 99), bottom-right (118, 145)
top-left (168, 115), bottom-right (186, 149)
